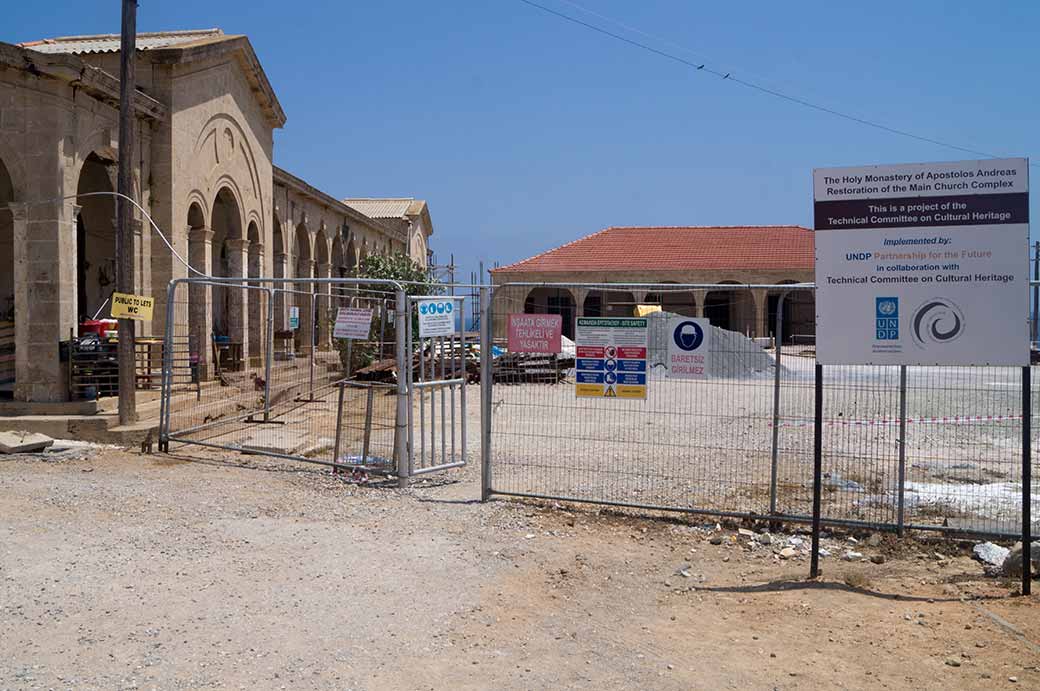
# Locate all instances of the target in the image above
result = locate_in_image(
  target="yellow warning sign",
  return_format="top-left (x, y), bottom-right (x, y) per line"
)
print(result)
top-left (604, 385), bottom-right (617, 397)
top-left (110, 292), bottom-right (154, 321)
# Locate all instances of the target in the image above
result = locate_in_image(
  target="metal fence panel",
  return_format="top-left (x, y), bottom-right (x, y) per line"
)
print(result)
top-left (485, 281), bottom-right (1038, 538)
top-left (160, 278), bottom-right (405, 475)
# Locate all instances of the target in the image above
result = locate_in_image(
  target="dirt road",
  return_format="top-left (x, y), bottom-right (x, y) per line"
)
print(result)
top-left (1, 448), bottom-right (1037, 689)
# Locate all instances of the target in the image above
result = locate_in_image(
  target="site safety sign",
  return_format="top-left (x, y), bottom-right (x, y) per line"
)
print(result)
top-left (417, 298), bottom-right (456, 338)
top-left (666, 317), bottom-right (711, 379)
top-left (110, 292), bottom-right (154, 321)
top-left (814, 158), bottom-right (1029, 366)
top-left (333, 307), bottom-right (373, 340)
top-left (575, 317), bottom-right (647, 399)
top-left (289, 306), bottom-right (300, 330)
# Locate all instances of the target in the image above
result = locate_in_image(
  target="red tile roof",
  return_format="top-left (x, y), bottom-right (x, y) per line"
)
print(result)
top-left (492, 226), bottom-right (814, 273)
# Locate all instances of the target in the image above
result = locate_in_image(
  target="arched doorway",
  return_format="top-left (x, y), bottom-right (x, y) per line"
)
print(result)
top-left (186, 202), bottom-right (210, 377)
top-left (272, 216), bottom-right (286, 332)
top-left (0, 157), bottom-right (15, 398)
top-left (247, 221), bottom-right (263, 365)
top-left (703, 283), bottom-right (756, 333)
top-left (76, 153), bottom-right (117, 322)
top-left (210, 187), bottom-right (247, 368)
top-left (582, 290), bottom-right (636, 318)
top-left (524, 287), bottom-right (576, 340)
top-left (314, 229), bottom-right (330, 350)
top-left (293, 224), bottom-right (313, 353)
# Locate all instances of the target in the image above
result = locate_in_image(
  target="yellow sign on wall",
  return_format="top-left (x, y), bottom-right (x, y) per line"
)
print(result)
top-left (110, 292), bottom-right (154, 321)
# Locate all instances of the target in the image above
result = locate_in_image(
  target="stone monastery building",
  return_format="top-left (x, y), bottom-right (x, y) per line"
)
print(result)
top-left (0, 29), bottom-right (433, 404)
top-left (490, 226), bottom-right (816, 341)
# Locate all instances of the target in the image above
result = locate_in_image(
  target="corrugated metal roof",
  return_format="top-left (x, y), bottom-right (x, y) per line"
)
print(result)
top-left (342, 198), bottom-right (420, 219)
top-left (18, 29), bottom-right (225, 55)
top-left (492, 226), bottom-right (815, 273)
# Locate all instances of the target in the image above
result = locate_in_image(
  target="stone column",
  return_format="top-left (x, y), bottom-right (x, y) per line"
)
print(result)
top-left (248, 242), bottom-right (264, 366)
top-left (752, 289), bottom-right (768, 339)
top-left (297, 259), bottom-right (315, 355)
top-left (693, 290), bottom-right (706, 319)
top-left (188, 227), bottom-right (214, 380)
top-left (272, 252), bottom-right (289, 332)
top-left (225, 238), bottom-right (250, 363)
top-left (572, 288), bottom-right (588, 318)
top-left (315, 262), bottom-right (332, 351)
top-left (12, 201), bottom-right (79, 402)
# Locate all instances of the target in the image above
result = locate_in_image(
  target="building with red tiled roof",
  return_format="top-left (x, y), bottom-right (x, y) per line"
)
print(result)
top-left (490, 226), bottom-right (815, 340)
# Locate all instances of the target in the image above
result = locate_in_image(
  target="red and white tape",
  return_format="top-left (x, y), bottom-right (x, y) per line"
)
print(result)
top-left (772, 414), bottom-right (1023, 429)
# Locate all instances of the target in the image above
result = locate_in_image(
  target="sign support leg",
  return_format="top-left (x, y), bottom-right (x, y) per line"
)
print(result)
top-left (810, 363), bottom-right (823, 580)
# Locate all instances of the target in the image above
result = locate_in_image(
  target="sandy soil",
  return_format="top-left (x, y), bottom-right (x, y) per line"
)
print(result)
top-left (2, 445), bottom-right (1039, 690)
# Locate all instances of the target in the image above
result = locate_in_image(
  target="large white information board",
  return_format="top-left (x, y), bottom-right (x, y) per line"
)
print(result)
top-left (814, 158), bottom-right (1029, 366)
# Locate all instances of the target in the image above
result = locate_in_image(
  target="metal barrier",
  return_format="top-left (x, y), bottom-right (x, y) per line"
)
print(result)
top-left (158, 277), bottom-right (411, 475)
top-left (157, 276), bottom-right (1036, 539)
top-left (405, 294), bottom-right (469, 477)
top-left (158, 277), bottom-right (471, 484)
top-left (481, 281), bottom-right (1037, 538)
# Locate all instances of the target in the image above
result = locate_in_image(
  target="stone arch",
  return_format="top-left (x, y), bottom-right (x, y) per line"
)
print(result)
top-left (769, 280), bottom-right (815, 344)
top-left (0, 155), bottom-right (15, 397)
top-left (210, 186), bottom-right (244, 340)
top-left (583, 289), bottom-right (635, 318)
top-left (186, 201), bottom-right (210, 376)
top-left (247, 221), bottom-right (264, 362)
top-left (704, 281), bottom-right (756, 334)
top-left (293, 223), bottom-right (314, 353)
top-left (75, 152), bottom-right (117, 322)
top-left (524, 287), bottom-right (576, 340)
top-left (192, 114), bottom-right (265, 228)
top-left (314, 228), bottom-right (330, 267)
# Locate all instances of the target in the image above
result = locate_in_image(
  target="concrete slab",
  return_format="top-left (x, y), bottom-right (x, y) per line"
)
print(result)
top-left (240, 430), bottom-right (311, 456)
top-left (0, 430), bottom-right (55, 454)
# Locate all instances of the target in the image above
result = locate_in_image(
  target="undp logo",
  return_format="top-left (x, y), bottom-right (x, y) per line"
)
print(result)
top-left (672, 321), bottom-right (704, 352)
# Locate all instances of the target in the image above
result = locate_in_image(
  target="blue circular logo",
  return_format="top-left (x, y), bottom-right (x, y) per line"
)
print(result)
top-left (604, 359), bottom-right (617, 372)
top-left (878, 299), bottom-right (897, 316)
top-left (419, 304), bottom-right (429, 315)
top-left (445, 302), bottom-right (453, 314)
top-left (435, 303), bottom-right (445, 314)
top-left (605, 372), bottom-right (617, 384)
top-left (673, 321), bottom-right (704, 351)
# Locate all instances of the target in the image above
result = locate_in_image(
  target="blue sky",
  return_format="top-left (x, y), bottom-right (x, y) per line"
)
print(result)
top-left (6, 1), bottom-right (1039, 282)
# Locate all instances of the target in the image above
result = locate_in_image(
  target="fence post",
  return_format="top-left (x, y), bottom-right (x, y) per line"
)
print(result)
top-left (395, 289), bottom-right (409, 488)
top-left (810, 362), bottom-right (823, 579)
top-left (332, 381), bottom-right (346, 469)
top-left (480, 286), bottom-right (492, 501)
top-left (362, 385), bottom-right (375, 465)
top-left (1022, 365), bottom-right (1032, 596)
top-left (263, 287), bottom-right (275, 422)
top-left (309, 290), bottom-right (316, 399)
top-left (768, 291), bottom-right (786, 521)
top-left (158, 279), bottom-right (179, 452)
top-left (897, 365), bottom-right (908, 536)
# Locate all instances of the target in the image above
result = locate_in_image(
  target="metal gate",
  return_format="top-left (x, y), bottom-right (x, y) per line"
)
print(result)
top-left (405, 295), bottom-right (468, 476)
top-left (157, 277), bottom-right (472, 484)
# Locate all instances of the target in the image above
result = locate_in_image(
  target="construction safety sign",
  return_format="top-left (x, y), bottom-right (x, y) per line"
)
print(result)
top-left (575, 317), bottom-right (647, 399)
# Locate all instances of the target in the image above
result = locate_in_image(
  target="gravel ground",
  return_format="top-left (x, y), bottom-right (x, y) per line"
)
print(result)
top-left (2, 444), bottom-right (1039, 689)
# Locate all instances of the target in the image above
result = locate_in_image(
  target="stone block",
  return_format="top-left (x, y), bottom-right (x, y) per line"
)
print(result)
top-left (0, 430), bottom-right (54, 454)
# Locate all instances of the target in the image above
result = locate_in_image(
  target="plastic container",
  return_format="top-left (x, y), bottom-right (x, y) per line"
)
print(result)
top-left (79, 320), bottom-right (106, 337)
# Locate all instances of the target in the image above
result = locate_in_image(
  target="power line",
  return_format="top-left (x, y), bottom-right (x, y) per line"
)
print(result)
top-left (516, 0), bottom-right (1028, 164)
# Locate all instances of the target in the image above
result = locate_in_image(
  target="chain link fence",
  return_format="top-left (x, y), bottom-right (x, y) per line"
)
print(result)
top-left (483, 282), bottom-right (1037, 538)
top-left (159, 278), bottom-right (406, 476)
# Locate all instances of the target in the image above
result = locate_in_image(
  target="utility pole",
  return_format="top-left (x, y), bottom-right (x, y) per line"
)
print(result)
top-left (116, 0), bottom-right (138, 424)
